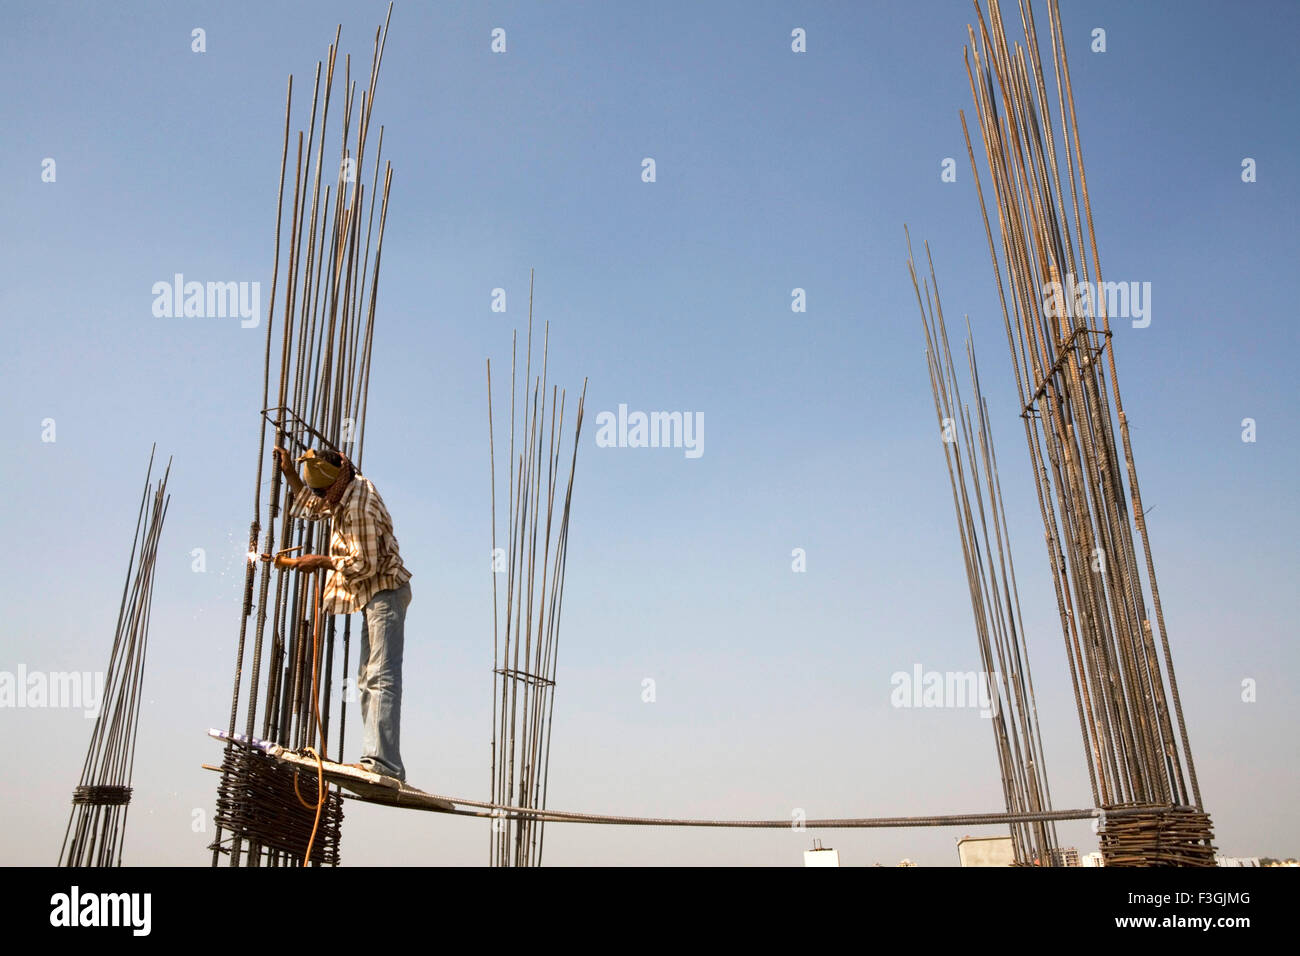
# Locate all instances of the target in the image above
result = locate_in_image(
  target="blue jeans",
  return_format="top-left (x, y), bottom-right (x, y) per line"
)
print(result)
top-left (358, 582), bottom-right (411, 782)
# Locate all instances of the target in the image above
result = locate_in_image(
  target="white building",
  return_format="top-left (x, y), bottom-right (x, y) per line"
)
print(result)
top-left (957, 835), bottom-right (1014, 866)
top-left (1050, 846), bottom-right (1081, 867)
top-left (804, 840), bottom-right (840, 867)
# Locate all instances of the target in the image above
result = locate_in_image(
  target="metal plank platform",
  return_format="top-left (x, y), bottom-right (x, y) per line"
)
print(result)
top-left (207, 728), bottom-right (456, 812)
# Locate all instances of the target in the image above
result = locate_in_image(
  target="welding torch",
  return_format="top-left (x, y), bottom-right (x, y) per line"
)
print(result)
top-left (250, 545), bottom-right (303, 565)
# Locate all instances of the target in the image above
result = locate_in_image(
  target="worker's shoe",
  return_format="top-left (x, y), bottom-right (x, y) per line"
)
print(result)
top-left (346, 759), bottom-right (405, 784)
top-left (363, 756), bottom-right (405, 783)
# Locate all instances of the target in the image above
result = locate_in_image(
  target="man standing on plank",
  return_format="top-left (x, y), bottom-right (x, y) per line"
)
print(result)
top-left (273, 445), bottom-right (413, 782)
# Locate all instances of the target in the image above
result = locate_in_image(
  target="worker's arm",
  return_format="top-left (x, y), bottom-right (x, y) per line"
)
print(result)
top-left (274, 553), bottom-right (334, 572)
top-left (278, 494), bottom-right (370, 576)
top-left (274, 446), bottom-right (304, 496)
top-left (265, 447), bottom-right (334, 573)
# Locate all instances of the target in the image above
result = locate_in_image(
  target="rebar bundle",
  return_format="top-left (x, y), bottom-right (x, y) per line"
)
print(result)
top-left (210, 4), bottom-right (396, 867)
top-left (1098, 804), bottom-right (1216, 867)
top-left (212, 743), bottom-right (344, 866)
top-left (487, 272), bottom-right (588, 867)
top-left (59, 446), bottom-right (171, 867)
top-left (959, 0), bottom-right (1212, 862)
top-left (907, 234), bottom-right (1057, 866)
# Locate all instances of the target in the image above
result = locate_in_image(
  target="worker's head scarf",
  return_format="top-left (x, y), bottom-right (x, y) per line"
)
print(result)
top-left (297, 448), bottom-right (343, 489)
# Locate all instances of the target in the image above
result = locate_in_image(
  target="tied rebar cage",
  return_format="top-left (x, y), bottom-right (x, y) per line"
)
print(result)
top-left (486, 271), bottom-right (588, 867)
top-left (59, 445), bottom-right (171, 867)
top-left (907, 235), bottom-right (1058, 866)
top-left (959, 0), bottom-right (1212, 863)
top-left (209, 3), bottom-right (397, 867)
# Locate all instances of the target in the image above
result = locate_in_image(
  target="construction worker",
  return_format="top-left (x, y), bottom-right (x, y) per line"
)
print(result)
top-left (272, 445), bottom-right (413, 782)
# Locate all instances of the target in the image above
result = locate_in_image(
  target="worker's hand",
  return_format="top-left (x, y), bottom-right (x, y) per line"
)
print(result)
top-left (273, 446), bottom-right (292, 473)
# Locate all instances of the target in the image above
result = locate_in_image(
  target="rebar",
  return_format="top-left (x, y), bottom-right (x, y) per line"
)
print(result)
top-left (959, 0), bottom-right (1213, 864)
top-left (59, 446), bottom-right (171, 867)
top-left (1097, 805), bottom-right (1216, 867)
top-left (210, 3), bottom-right (396, 867)
top-left (487, 270), bottom-right (588, 867)
top-left (211, 742), bottom-right (344, 867)
top-left (907, 232), bottom-right (1058, 866)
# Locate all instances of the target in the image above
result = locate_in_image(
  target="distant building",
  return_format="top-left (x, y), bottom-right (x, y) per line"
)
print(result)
top-left (1081, 851), bottom-right (1104, 867)
top-left (1216, 856), bottom-right (1261, 867)
top-left (803, 839), bottom-right (840, 867)
top-left (898, 858), bottom-right (918, 867)
top-left (1050, 846), bottom-right (1081, 867)
top-left (957, 835), bottom-right (1014, 867)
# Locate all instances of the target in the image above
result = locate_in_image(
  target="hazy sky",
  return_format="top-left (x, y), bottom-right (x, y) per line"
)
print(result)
top-left (2, 0), bottom-right (1297, 866)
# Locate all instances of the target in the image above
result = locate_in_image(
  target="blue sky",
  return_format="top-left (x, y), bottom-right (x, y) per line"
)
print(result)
top-left (1, 0), bottom-right (1297, 866)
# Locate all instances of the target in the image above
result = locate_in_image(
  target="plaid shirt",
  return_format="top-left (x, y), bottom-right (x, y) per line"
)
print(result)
top-left (287, 474), bottom-right (412, 615)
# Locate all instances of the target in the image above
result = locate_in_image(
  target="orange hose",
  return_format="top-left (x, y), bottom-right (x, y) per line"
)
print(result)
top-left (298, 568), bottom-right (327, 865)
